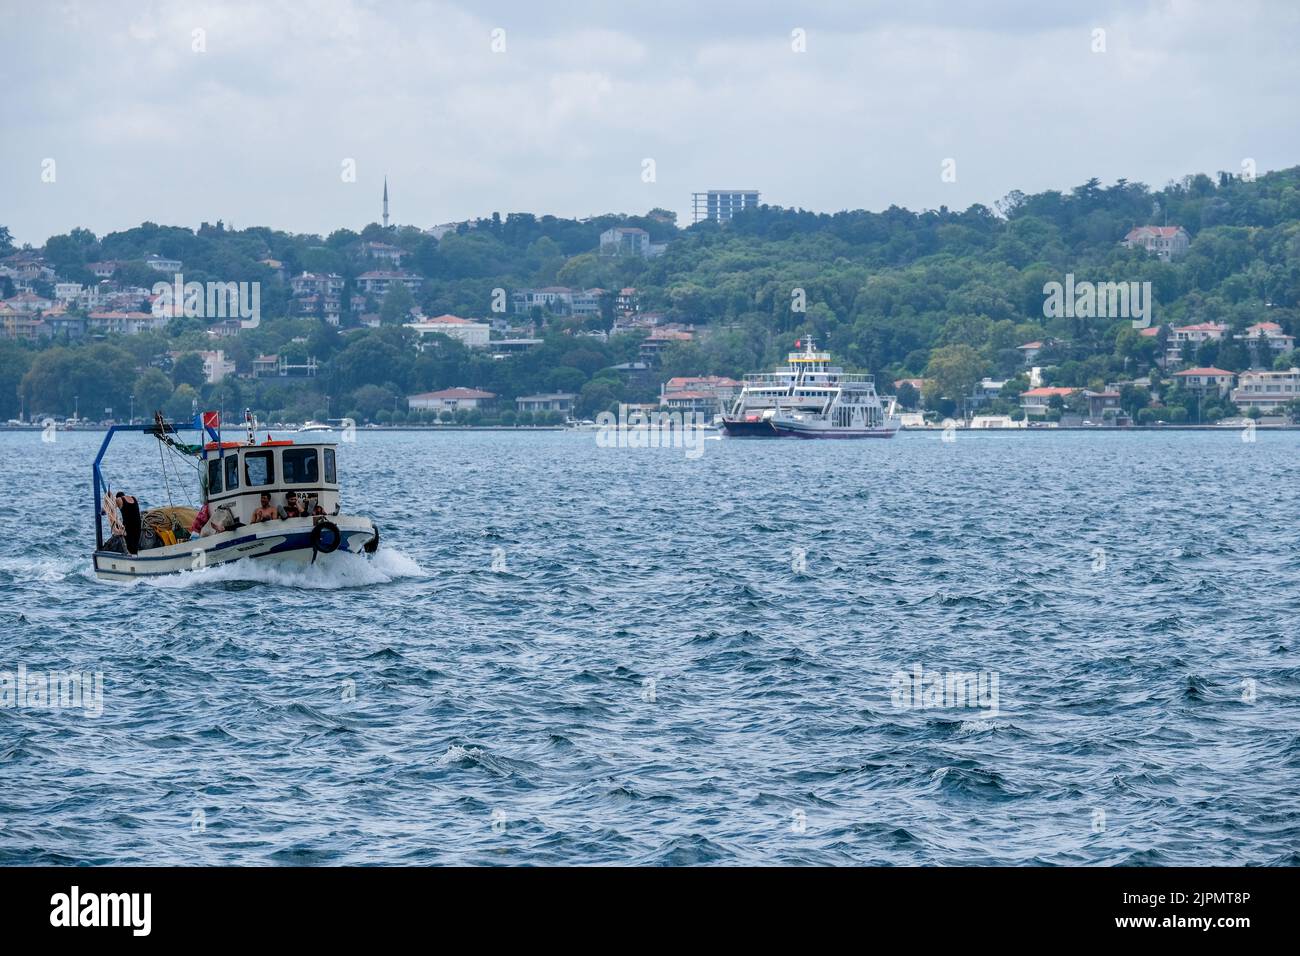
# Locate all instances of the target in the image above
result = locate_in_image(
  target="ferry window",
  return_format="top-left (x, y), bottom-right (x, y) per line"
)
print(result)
top-left (282, 448), bottom-right (319, 484)
top-left (224, 455), bottom-right (240, 491)
top-left (207, 459), bottom-right (222, 495)
top-left (244, 450), bottom-right (274, 486)
top-left (324, 448), bottom-right (337, 484)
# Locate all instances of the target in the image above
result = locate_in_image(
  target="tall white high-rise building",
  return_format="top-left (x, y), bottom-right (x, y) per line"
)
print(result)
top-left (692, 188), bottom-right (760, 223)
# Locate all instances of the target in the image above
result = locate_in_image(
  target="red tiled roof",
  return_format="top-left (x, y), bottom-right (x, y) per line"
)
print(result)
top-left (1018, 341), bottom-right (1043, 349)
top-left (647, 329), bottom-right (692, 340)
top-left (1173, 322), bottom-right (1227, 333)
top-left (1173, 367), bottom-right (1233, 377)
top-left (1021, 386), bottom-right (1077, 397)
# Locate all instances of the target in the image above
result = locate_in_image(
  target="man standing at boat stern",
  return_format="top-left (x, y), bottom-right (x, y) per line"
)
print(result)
top-left (115, 491), bottom-right (142, 555)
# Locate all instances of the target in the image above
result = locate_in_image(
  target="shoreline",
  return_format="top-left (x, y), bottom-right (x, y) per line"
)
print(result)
top-left (2, 423), bottom-right (1296, 434)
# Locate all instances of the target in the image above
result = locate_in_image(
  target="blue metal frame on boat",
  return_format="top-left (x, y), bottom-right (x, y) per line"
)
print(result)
top-left (92, 417), bottom-right (222, 549)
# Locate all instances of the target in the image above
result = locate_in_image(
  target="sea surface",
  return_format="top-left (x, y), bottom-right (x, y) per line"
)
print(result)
top-left (0, 427), bottom-right (1297, 866)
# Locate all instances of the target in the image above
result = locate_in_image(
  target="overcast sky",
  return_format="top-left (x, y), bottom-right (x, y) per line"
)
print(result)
top-left (2, 0), bottom-right (1297, 245)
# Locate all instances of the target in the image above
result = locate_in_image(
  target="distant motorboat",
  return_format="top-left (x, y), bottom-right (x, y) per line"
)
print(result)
top-left (298, 421), bottom-right (334, 433)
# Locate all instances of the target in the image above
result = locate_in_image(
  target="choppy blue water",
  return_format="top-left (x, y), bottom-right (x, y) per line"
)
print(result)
top-left (0, 428), bottom-right (1297, 866)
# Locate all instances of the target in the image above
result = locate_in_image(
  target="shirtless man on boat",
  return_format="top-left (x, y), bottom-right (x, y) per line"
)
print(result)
top-left (251, 493), bottom-right (278, 523)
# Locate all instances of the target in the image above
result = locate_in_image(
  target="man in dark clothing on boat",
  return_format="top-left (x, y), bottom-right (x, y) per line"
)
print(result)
top-left (102, 491), bottom-right (128, 553)
top-left (114, 491), bottom-right (142, 554)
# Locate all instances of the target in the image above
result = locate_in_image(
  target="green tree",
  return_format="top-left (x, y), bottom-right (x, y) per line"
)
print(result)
top-left (379, 281), bottom-right (416, 324)
top-left (133, 368), bottom-right (174, 417)
top-left (172, 353), bottom-right (207, 389)
top-left (165, 384), bottom-right (199, 420)
top-left (0, 341), bottom-right (33, 419)
top-left (924, 345), bottom-right (986, 406)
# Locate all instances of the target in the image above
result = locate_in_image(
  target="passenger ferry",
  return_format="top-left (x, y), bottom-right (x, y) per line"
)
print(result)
top-left (91, 411), bottom-right (379, 581)
top-left (769, 377), bottom-right (900, 438)
top-left (721, 339), bottom-right (898, 438)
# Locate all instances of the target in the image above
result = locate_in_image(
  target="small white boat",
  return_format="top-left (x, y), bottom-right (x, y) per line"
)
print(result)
top-left (298, 420), bottom-right (334, 433)
top-left (92, 412), bottom-right (379, 581)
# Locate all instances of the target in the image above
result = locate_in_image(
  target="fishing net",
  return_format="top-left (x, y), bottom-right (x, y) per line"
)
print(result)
top-left (140, 505), bottom-right (200, 547)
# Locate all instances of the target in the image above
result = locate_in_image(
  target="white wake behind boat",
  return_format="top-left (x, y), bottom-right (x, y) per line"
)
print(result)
top-left (91, 412), bottom-right (379, 581)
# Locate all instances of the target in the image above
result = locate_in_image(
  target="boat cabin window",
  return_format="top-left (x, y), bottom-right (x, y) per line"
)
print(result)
top-left (206, 455), bottom-right (241, 495)
top-left (324, 448), bottom-right (337, 484)
top-left (283, 447), bottom-right (319, 484)
top-left (244, 450), bottom-right (275, 486)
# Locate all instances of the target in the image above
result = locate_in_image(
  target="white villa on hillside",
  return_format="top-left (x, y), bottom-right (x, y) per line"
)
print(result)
top-left (1235, 321), bottom-right (1295, 362)
top-left (1020, 386), bottom-right (1077, 415)
top-left (404, 314), bottom-right (491, 349)
top-left (407, 387), bottom-right (496, 412)
top-left (1123, 225), bottom-right (1190, 261)
top-left (1172, 367), bottom-right (1235, 397)
top-left (516, 393), bottom-right (576, 414)
top-left (1231, 368), bottom-right (1300, 412)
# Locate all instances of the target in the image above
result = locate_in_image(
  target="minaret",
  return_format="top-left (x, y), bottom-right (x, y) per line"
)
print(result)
top-left (382, 175), bottom-right (390, 229)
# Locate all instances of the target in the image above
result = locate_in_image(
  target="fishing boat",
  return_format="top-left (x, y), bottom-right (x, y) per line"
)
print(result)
top-left (91, 411), bottom-right (380, 581)
top-left (721, 339), bottom-right (893, 437)
top-left (769, 376), bottom-right (901, 438)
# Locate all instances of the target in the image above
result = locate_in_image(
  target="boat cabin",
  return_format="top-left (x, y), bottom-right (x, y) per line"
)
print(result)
top-left (202, 439), bottom-right (341, 527)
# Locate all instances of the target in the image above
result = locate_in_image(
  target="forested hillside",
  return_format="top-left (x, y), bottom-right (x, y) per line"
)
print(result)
top-left (3, 165), bottom-right (1299, 425)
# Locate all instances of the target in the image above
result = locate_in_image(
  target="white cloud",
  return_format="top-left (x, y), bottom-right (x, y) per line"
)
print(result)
top-left (1, 0), bottom-right (1296, 244)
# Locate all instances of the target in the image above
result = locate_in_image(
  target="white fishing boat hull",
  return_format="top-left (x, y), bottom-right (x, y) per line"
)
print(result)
top-left (92, 515), bottom-right (379, 581)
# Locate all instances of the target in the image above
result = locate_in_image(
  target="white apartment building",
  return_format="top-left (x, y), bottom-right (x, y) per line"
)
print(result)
top-left (290, 272), bottom-right (345, 297)
top-left (692, 188), bottom-right (760, 223)
top-left (145, 253), bottom-right (183, 272)
top-left (356, 271), bottom-right (423, 296)
top-left (1231, 367), bottom-right (1300, 411)
top-left (1166, 322), bottom-right (1228, 362)
top-left (405, 314), bottom-right (490, 349)
top-left (408, 387), bottom-right (496, 411)
top-left (1235, 321), bottom-right (1295, 361)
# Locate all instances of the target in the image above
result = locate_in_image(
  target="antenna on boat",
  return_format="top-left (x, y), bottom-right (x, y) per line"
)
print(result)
top-left (244, 408), bottom-right (257, 445)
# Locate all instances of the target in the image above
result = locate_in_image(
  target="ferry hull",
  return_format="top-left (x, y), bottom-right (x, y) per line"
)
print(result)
top-left (770, 421), bottom-right (899, 439)
top-left (92, 516), bottom-right (378, 581)
top-left (720, 418), bottom-right (780, 437)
